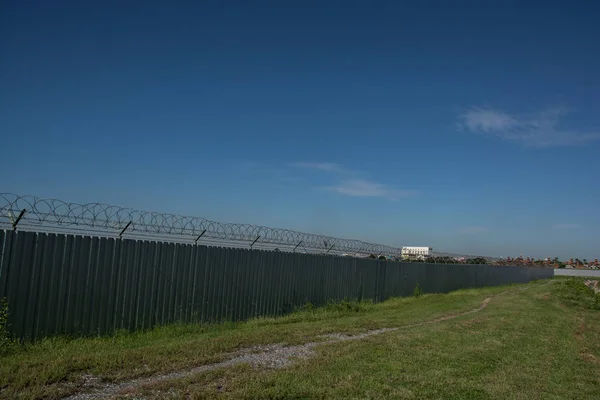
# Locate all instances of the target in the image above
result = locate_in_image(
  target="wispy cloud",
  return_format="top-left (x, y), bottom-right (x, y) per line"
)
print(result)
top-left (325, 179), bottom-right (419, 200)
top-left (292, 162), bottom-right (417, 201)
top-left (552, 223), bottom-right (581, 229)
top-left (291, 162), bottom-right (346, 173)
top-left (458, 107), bottom-right (600, 148)
top-left (460, 226), bottom-right (489, 234)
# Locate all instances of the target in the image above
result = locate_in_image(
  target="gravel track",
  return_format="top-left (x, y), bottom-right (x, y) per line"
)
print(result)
top-left (63, 286), bottom-right (537, 400)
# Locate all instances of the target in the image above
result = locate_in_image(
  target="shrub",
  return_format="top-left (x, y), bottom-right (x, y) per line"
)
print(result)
top-left (325, 299), bottom-right (371, 313)
top-left (0, 298), bottom-right (17, 356)
top-left (413, 283), bottom-right (423, 298)
top-left (555, 278), bottom-right (600, 310)
top-left (298, 302), bottom-right (315, 312)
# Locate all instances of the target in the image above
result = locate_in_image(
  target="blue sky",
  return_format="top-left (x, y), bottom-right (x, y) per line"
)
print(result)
top-left (1, 1), bottom-right (599, 259)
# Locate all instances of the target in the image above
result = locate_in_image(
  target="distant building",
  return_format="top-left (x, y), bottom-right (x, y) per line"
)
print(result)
top-left (402, 246), bottom-right (433, 259)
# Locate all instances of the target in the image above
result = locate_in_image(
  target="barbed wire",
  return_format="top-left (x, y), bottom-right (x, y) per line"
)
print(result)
top-left (0, 193), bottom-right (405, 255)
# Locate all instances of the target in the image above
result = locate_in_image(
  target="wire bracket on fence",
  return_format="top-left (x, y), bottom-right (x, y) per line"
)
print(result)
top-left (293, 241), bottom-right (303, 252)
top-left (325, 244), bottom-right (335, 254)
top-left (250, 235), bottom-right (260, 249)
top-left (119, 221), bottom-right (132, 238)
top-left (194, 229), bottom-right (207, 244)
top-left (11, 209), bottom-right (26, 231)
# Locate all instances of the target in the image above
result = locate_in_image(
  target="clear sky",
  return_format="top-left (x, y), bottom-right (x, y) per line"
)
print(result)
top-left (1, 1), bottom-right (599, 259)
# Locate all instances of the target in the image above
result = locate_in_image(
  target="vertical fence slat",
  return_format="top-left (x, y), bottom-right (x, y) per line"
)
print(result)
top-left (88, 236), bottom-right (103, 335)
top-left (185, 244), bottom-right (196, 323)
top-left (0, 230), bottom-right (10, 299)
top-left (10, 232), bottom-right (36, 338)
top-left (34, 233), bottom-right (55, 339)
top-left (24, 233), bottom-right (43, 340)
top-left (196, 245), bottom-right (208, 323)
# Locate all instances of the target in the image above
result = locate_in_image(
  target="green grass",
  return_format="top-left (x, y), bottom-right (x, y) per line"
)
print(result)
top-left (2, 279), bottom-right (599, 399)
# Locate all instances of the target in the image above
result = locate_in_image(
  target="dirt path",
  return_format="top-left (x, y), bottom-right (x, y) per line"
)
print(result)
top-left (62, 287), bottom-right (530, 400)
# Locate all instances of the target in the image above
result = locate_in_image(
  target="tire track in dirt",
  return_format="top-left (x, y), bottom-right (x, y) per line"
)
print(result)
top-left (63, 285), bottom-right (543, 400)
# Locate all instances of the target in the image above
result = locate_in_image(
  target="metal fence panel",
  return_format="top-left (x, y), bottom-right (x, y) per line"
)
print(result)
top-left (554, 269), bottom-right (600, 278)
top-left (0, 230), bottom-right (554, 341)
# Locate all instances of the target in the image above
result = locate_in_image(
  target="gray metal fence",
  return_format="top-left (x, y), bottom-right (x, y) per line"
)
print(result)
top-left (0, 230), bottom-right (553, 340)
top-left (554, 269), bottom-right (600, 278)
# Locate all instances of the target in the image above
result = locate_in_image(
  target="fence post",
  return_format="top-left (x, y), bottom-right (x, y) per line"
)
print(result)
top-left (11, 209), bottom-right (26, 231)
top-left (119, 221), bottom-right (132, 238)
top-left (194, 229), bottom-right (207, 244)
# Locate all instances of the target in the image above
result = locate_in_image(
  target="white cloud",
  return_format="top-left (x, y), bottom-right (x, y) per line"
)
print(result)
top-left (460, 226), bottom-right (489, 234)
top-left (552, 223), bottom-right (581, 229)
top-left (325, 179), bottom-right (419, 200)
top-left (460, 108), bottom-right (518, 132)
top-left (291, 162), bottom-right (345, 173)
top-left (458, 107), bottom-right (600, 148)
top-left (292, 162), bottom-right (417, 201)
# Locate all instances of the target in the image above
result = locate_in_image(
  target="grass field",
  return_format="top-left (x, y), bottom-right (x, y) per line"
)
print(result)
top-left (1, 277), bottom-right (599, 399)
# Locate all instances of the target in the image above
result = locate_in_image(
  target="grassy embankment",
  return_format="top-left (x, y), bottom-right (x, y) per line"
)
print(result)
top-left (1, 277), bottom-right (599, 399)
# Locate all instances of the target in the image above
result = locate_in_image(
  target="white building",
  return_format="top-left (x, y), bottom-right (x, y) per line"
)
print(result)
top-left (401, 246), bottom-right (433, 259)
